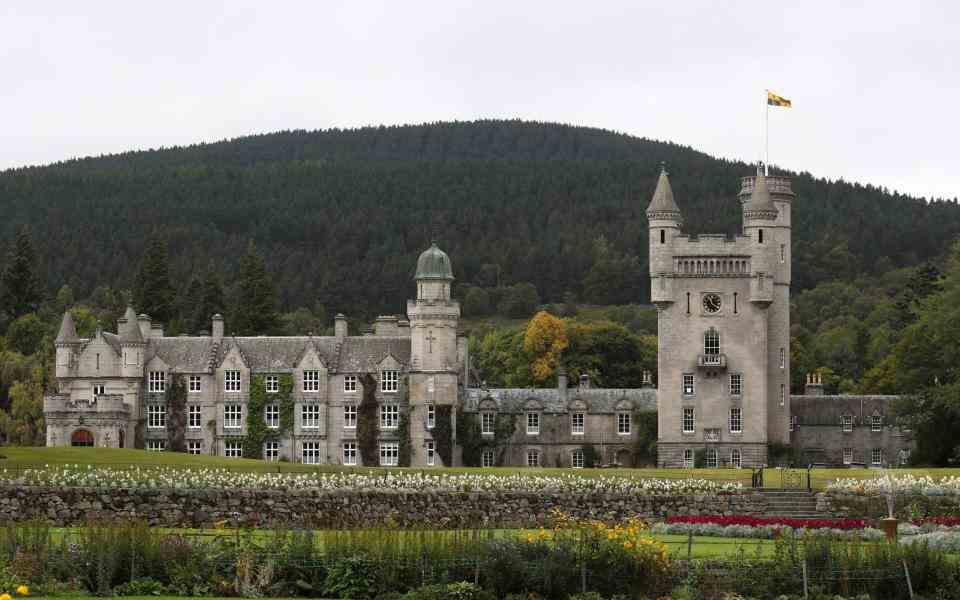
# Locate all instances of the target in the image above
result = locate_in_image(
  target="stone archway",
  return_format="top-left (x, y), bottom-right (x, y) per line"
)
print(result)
top-left (71, 429), bottom-right (95, 447)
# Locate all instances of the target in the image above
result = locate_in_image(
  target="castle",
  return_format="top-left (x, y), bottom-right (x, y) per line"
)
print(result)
top-left (44, 169), bottom-right (913, 469)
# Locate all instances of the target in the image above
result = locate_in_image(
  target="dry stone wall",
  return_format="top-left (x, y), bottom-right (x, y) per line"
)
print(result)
top-left (818, 492), bottom-right (960, 519)
top-left (0, 485), bottom-right (773, 528)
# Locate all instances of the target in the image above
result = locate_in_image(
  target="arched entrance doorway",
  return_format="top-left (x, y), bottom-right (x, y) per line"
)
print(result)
top-left (118, 429), bottom-right (125, 449)
top-left (71, 429), bottom-right (94, 447)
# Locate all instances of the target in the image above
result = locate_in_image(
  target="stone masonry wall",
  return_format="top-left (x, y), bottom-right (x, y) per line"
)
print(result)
top-left (0, 485), bottom-right (772, 528)
top-left (818, 492), bottom-right (960, 520)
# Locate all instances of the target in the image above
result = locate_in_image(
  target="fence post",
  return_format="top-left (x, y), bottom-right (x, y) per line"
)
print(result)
top-left (687, 531), bottom-right (693, 561)
top-left (903, 559), bottom-right (914, 599)
top-left (801, 559), bottom-right (808, 600)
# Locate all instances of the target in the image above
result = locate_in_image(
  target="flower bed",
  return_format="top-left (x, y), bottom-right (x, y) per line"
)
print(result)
top-left (0, 464), bottom-right (743, 495)
top-left (827, 474), bottom-right (960, 496)
top-left (666, 514), bottom-right (867, 530)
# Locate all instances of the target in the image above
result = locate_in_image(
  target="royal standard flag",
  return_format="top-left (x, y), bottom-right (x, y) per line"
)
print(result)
top-left (767, 91), bottom-right (792, 107)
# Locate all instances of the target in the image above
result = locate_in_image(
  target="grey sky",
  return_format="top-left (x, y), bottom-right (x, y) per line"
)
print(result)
top-left (2, 1), bottom-right (957, 200)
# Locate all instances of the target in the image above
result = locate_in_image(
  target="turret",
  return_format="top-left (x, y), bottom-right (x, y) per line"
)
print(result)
top-left (646, 165), bottom-right (683, 305)
top-left (55, 310), bottom-right (79, 377)
top-left (739, 171), bottom-right (793, 287)
top-left (118, 306), bottom-right (145, 378)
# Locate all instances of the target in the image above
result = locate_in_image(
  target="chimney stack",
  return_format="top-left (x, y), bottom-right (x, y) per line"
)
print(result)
top-left (335, 314), bottom-right (348, 338)
top-left (137, 314), bottom-right (151, 340)
top-left (642, 370), bottom-right (654, 389)
top-left (374, 315), bottom-right (399, 336)
top-left (212, 314), bottom-right (224, 341)
top-left (579, 373), bottom-right (591, 389)
top-left (804, 372), bottom-right (824, 396)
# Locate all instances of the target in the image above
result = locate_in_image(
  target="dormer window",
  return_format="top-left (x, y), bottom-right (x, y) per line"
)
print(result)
top-left (871, 415), bottom-right (883, 432)
top-left (303, 370), bottom-right (321, 392)
top-left (841, 415), bottom-right (853, 432)
top-left (225, 370), bottom-right (241, 392)
top-left (381, 370), bottom-right (399, 392)
top-left (148, 371), bottom-right (165, 393)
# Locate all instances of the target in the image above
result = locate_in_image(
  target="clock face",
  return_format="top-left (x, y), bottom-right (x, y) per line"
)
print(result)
top-left (703, 293), bottom-right (722, 313)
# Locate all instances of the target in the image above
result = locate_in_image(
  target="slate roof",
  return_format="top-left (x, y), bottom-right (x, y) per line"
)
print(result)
top-left (463, 387), bottom-right (658, 413)
top-left (101, 332), bottom-right (122, 355)
top-left (55, 311), bottom-right (78, 342)
top-left (791, 394), bottom-right (902, 426)
top-left (645, 168), bottom-right (682, 217)
top-left (142, 334), bottom-right (412, 374)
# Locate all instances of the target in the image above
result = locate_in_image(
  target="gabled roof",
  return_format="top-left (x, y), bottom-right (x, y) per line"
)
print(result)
top-left (463, 387), bottom-right (658, 414)
top-left (338, 337), bottom-right (411, 373)
top-left (147, 337), bottom-right (217, 372)
top-left (118, 306), bottom-right (144, 343)
top-left (791, 394), bottom-right (902, 426)
top-left (55, 311), bottom-right (78, 343)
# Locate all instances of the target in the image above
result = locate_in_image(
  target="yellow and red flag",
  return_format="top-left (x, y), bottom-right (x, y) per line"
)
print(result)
top-left (767, 91), bottom-right (792, 108)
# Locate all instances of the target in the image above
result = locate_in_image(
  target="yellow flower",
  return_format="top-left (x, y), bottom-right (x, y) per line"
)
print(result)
top-left (2, 592), bottom-right (13, 600)
top-left (16, 587), bottom-right (29, 597)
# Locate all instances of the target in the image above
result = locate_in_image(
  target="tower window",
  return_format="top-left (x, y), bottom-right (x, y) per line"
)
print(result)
top-left (733, 292), bottom-right (738, 314)
top-left (686, 293), bottom-right (691, 315)
top-left (780, 244), bottom-right (786, 263)
top-left (704, 328), bottom-right (720, 355)
top-left (759, 229), bottom-right (764, 244)
top-left (660, 229), bottom-right (665, 244)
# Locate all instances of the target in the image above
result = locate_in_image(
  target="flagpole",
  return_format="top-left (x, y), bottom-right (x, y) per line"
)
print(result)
top-left (764, 90), bottom-right (770, 175)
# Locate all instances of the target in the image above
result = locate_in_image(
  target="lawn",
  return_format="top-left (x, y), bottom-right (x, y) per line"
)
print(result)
top-left (2, 447), bottom-right (958, 490)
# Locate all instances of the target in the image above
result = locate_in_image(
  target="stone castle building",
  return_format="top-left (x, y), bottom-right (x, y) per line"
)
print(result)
top-left (44, 169), bottom-right (913, 469)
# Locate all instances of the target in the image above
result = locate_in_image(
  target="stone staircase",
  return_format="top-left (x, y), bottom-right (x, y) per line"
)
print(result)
top-left (755, 490), bottom-right (822, 519)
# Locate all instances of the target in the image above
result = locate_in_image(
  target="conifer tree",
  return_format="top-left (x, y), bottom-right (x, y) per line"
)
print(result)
top-left (189, 262), bottom-right (226, 333)
top-left (133, 232), bottom-right (175, 324)
top-left (1, 225), bottom-right (41, 320)
top-left (233, 240), bottom-right (279, 335)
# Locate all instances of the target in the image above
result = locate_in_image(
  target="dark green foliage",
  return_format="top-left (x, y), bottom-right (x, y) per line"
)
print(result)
top-left (631, 410), bottom-right (658, 466)
top-left (233, 240), bottom-right (280, 335)
top-left (5, 313), bottom-right (47, 355)
top-left (191, 261), bottom-right (226, 333)
top-left (357, 373), bottom-right (379, 465)
top-left (434, 405), bottom-right (454, 467)
top-left (243, 374), bottom-right (294, 459)
top-left (462, 286), bottom-right (492, 317)
top-left (133, 232), bottom-right (176, 323)
top-left (497, 283), bottom-right (540, 318)
top-left (456, 409), bottom-right (515, 467)
top-left (165, 375), bottom-right (187, 453)
top-left (580, 444), bottom-right (599, 468)
top-left (397, 412), bottom-right (411, 467)
top-left (1, 224), bottom-right (41, 321)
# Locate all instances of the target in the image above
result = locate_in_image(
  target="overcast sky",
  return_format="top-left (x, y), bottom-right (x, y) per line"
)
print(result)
top-left (2, 1), bottom-right (957, 199)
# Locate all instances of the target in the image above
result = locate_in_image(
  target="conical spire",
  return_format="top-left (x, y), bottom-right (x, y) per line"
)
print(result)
top-left (646, 164), bottom-right (682, 219)
top-left (743, 174), bottom-right (778, 220)
top-left (55, 310), bottom-right (78, 343)
top-left (118, 305), bottom-right (144, 343)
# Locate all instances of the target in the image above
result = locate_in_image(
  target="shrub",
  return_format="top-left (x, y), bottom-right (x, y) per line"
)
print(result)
top-left (113, 577), bottom-right (167, 596)
top-left (324, 555), bottom-right (380, 599)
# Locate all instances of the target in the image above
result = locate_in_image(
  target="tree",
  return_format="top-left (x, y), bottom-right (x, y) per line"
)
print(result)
top-left (0, 368), bottom-right (45, 445)
top-left (895, 384), bottom-right (960, 466)
top-left (462, 286), bottom-right (492, 317)
top-left (6, 314), bottom-right (47, 356)
top-left (1, 225), bottom-right (41, 321)
top-left (523, 311), bottom-right (568, 383)
top-left (233, 240), bottom-right (280, 335)
top-left (133, 232), bottom-right (176, 324)
top-left (55, 285), bottom-right (74, 314)
top-left (192, 262), bottom-right (226, 333)
top-left (497, 282), bottom-right (539, 318)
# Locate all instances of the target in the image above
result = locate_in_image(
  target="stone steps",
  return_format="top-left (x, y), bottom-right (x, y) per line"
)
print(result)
top-left (753, 490), bottom-right (822, 519)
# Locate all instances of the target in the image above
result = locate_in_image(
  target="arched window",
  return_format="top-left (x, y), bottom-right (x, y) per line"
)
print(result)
top-left (704, 328), bottom-right (720, 355)
top-left (758, 229), bottom-right (764, 244)
top-left (660, 229), bottom-right (666, 244)
top-left (686, 292), bottom-right (691, 314)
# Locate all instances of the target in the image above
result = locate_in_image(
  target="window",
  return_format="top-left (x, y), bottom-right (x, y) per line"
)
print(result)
top-left (571, 412), bottom-right (584, 435)
top-left (617, 412), bottom-right (631, 435)
top-left (344, 375), bottom-right (358, 393)
top-left (482, 449), bottom-right (495, 467)
top-left (92, 383), bottom-right (105, 397)
top-left (302, 442), bottom-right (322, 464)
top-left (733, 292), bottom-right (738, 314)
top-left (224, 441), bottom-right (242, 458)
top-left (682, 407), bottom-right (695, 434)
top-left (780, 384), bottom-right (785, 407)
top-left (780, 244), bottom-right (786, 263)
top-left (343, 405), bottom-right (357, 428)
top-left (660, 229), bottom-right (665, 244)
top-left (683, 448), bottom-right (694, 468)
top-left (263, 441), bottom-right (279, 461)
top-left (188, 405), bottom-right (202, 429)
top-left (779, 348), bottom-right (785, 369)
top-left (704, 328), bottom-right (720, 355)
top-left (381, 370), bottom-right (399, 392)
top-left (148, 371), bottom-right (165, 393)
top-left (686, 292), bottom-right (691, 315)
top-left (265, 375), bottom-right (279, 393)
top-left (427, 404), bottom-right (436, 429)
top-left (426, 441), bottom-right (436, 466)
top-left (223, 404), bottom-right (242, 429)
top-left (147, 404), bottom-right (166, 429)
top-left (225, 370), bottom-right (241, 392)
top-left (683, 374), bottom-right (695, 396)
top-left (758, 229), bottom-right (764, 244)
top-left (187, 440), bottom-right (202, 455)
top-left (379, 442), bottom-right (399, 466)
top-left (871, 448), bottom-right (883, 466)
top-left (343, 442), bottom-right (357, 465)
top-left (264, 404), bottom-right (279, 429)
top-left (526, 449), bottom-right (540, 467)
top-left (899, 448), bottom-right (911, 466)
top-left (302, 404), bottom-right (321, 429)
top-left (871, 415), bottom-right (883, 432)
top-left (729, 373), bottom-right (742, 396)
top-left (789, 415), bottom-right (798, 432)
top-left (706, 448), bottom-right (718, 468)
top-left (380, 404), bottom-right (399, 429)
top-left (842, 415), bottom-right (853, 432)
top-left (146, 440), bottom-right (166, 452)
top-left (572, 449), bottom-right (584, 469)
top-left (481, 412), bottom-right (495, 434)
top-left (843, 447), bottom-right (854, 465)
top-left (729, 408), bottom-right (742, 434)
top-left (526, 412), bottom-right (540, 435)
top-left (303, 370), bottom-right (320, 392)
top-left (730, 448), bottom-right (742, 469)
top-left (189, 375), bottom-right (202, 393)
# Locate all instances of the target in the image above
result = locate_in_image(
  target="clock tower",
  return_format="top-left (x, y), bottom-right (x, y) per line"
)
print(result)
top-left (648, 166), bottom-right (792, 468)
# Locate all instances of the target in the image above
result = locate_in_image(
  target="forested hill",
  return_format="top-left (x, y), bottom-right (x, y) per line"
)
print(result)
top-left (1, 120), bottom-right (957, 318)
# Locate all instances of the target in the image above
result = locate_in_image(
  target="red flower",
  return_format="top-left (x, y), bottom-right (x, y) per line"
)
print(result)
top-left (665, 515), bottom-right (867, 530)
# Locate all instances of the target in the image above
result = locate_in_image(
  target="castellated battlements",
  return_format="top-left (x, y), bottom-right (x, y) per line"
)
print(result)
top-left (739, 175), bottom-right (794, 199)
top-left (44, 393), bottom-right (128, 414)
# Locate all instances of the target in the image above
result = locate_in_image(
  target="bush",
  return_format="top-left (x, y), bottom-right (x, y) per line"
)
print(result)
top-left (324, 555), bottom-right (380, 599)
top-left (113, 577), bottom-right (167, 596)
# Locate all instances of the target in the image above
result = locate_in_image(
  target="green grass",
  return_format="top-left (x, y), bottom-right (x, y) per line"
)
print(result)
top-left (3, 447), bottom-right (958, 490)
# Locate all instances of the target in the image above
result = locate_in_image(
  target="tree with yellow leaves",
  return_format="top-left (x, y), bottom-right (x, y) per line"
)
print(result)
top-left (523, 311), bottom-right (568, 383)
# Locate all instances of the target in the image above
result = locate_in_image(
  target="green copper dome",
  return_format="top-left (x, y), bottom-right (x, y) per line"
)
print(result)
top-left (415, 242), bottom-right (454, 280)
